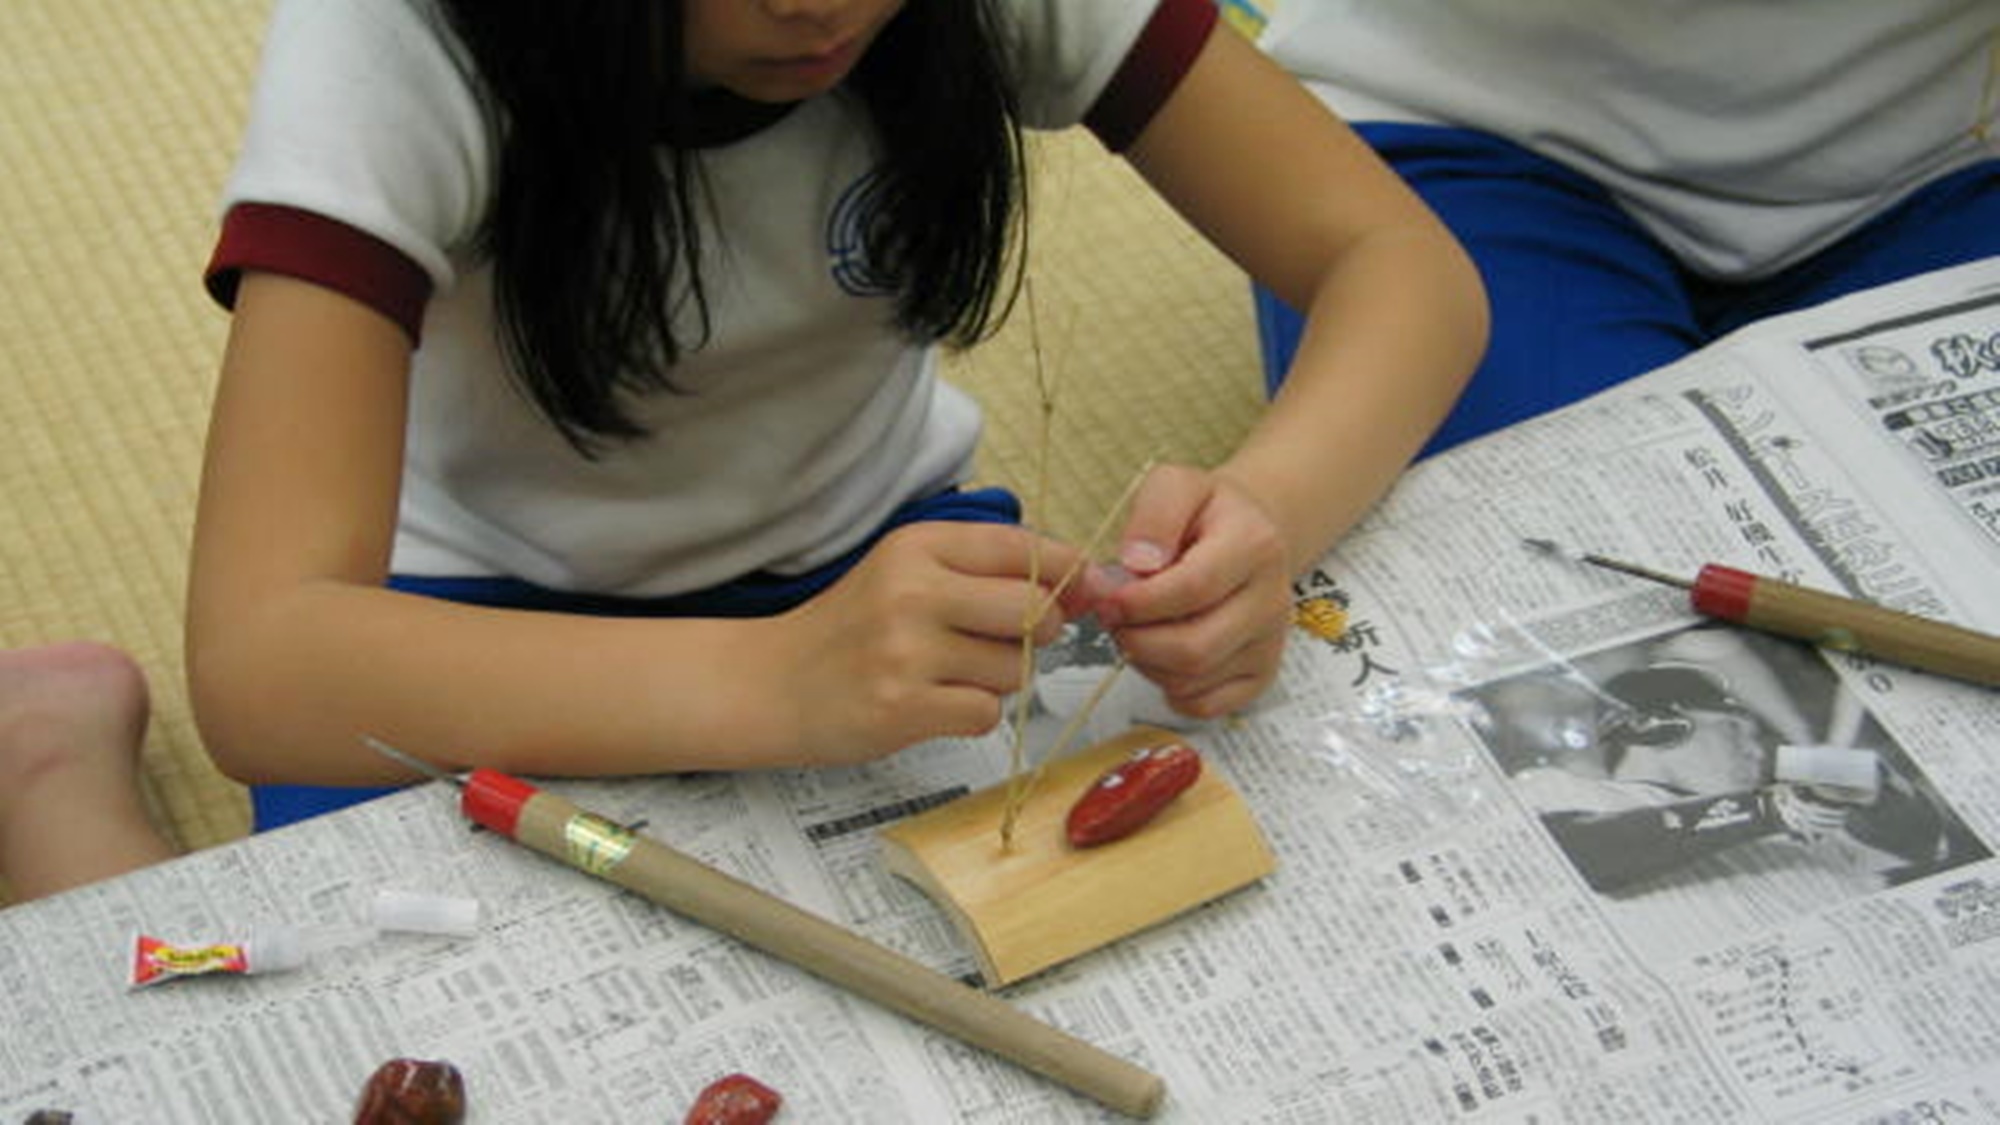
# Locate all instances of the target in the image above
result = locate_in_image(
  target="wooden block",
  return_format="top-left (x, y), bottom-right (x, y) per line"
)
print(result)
top-left (880, 726), bottom-right (1277, 987)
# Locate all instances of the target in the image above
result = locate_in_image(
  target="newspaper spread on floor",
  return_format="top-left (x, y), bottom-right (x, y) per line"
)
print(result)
top-left (5, 258), bottom-right (1999, 1122)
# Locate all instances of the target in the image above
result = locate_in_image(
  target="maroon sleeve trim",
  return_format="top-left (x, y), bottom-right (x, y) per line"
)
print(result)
top-left (1083, 0), bottom-right (1220, 152)
top-left (204, 203), bottom-right (433, 344)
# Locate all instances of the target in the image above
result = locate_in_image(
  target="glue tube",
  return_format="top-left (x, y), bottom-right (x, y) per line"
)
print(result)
top-left (131, 891), bottom-right (480, 989)
top-left (131, 927), bottom-right (308, 987)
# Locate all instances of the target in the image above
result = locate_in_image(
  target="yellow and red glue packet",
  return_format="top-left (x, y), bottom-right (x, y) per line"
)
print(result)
top-left (130, 929), bottom-right (304, 988)
top-left (130, 891), bottom-right (481, 989)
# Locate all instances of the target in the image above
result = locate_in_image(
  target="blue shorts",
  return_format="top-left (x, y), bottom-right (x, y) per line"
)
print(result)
top-left (250, 486), bottom-right (1023, 831)
top-left (1255, 124), bottom-right (2000, 456)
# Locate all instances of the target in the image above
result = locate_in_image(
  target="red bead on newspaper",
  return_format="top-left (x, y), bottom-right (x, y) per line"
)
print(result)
top-left (683, 1073), bottom-right (783, 1125)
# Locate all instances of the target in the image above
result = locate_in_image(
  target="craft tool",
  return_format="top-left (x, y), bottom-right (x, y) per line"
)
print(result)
top-left (1524, 539), bottom-right (2000, 688)
top-left (360, 737), bottom-right (1166, 1120)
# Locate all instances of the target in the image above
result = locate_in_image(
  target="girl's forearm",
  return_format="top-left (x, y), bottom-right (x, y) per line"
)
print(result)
top-left (1114, 22), bottom-right (1486, 575)
top-left (1222, 222), bottom-right (1487, 575)
top-left (188, 582), bottom-right (799, 786)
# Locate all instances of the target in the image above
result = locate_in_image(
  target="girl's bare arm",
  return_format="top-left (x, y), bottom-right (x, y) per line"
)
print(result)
top-left (1124, 21), bottom-right (1487, 570)
top-left (1093, 24), bottom-right (1488, 717)
top-left (187, 274), bottom-right (1077, 784)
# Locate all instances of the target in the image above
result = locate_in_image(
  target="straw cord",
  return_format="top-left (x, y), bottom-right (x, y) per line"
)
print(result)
top-left (997, 456), bottom-right (1155, 849)
top-left (1979, 30), bottom-right (1999, 144)
top-left (999, 280), bottom-right (1058, 851)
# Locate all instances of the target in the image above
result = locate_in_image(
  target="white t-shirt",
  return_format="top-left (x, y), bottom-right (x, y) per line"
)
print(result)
top-left (208, 0), bottom-right (1216, 596)
top-left (1264, 1), bottom-right (2000, 279)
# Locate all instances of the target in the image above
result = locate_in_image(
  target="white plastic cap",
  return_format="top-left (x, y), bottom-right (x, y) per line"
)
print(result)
top-left (248, 924), bottom-right (309, 974)
top-left (373, 890), bottom-right (481, 938)
top-left (1774, 745), bottom-right (1880, 796)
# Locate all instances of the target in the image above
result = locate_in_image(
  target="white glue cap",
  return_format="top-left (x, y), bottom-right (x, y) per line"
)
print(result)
top-left (372, 890), bottom-right (481, 938)
top-left (1774, 745), bottom-right (1880, 796)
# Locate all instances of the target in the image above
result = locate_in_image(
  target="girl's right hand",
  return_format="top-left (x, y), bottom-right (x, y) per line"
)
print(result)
top-left (765, 522), bottom-right (1089, 766)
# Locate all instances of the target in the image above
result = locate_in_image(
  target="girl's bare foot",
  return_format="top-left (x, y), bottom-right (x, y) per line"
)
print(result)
top-left (0, 642), bottom-right (175, 901)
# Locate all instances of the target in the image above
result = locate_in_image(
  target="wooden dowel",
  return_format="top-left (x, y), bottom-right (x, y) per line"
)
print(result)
top-left (509, 790), bottom-right (1167, 1119)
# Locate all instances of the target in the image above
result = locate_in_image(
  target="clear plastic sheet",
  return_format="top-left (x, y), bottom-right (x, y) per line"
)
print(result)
top-left (1282, 605), bottom-right (1981, 895)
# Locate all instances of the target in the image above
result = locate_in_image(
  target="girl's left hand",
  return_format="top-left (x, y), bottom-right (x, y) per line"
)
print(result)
top-left (1092, 463), bottom-right (1294, 719)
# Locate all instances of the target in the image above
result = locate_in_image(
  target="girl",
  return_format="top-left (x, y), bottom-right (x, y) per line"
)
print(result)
top-left (189, 0), bottom-right (1486, 827)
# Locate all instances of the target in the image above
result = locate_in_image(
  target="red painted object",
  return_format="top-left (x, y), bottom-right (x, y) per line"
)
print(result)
top-left (684, 1073), bottom-right (783, 1125)
top-left (1066, 742), bottom-right (1203, 848)
top-left (352, 1058), bottom-right (466, 1125)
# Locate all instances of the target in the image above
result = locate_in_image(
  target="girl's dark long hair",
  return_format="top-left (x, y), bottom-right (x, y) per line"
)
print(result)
top-left (432, 1), bottom-right (1027, 454)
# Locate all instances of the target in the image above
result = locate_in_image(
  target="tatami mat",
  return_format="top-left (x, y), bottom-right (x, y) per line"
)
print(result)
top-left (951, 133), bottom-right (1269, 546)
top-left (2, 1), bottom-right (269, 893)
top-left (0, 2), bottom-right (1266, 904)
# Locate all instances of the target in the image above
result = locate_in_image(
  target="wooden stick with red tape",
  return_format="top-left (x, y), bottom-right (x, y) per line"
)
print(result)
top-left (362, 738), bottom-right (1166, 1120)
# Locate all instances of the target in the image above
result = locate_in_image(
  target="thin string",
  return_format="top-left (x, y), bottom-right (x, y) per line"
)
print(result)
top-left (992, 274), bottom-right (1161, 849)
top-left (997, 456), bottom-right (1155, 849)
top-left (1000, 280), bottom-right (1057, 851)
top-left (1026, 457), bottom-right (1157, 630)
top-left (1014, 656), bottom-right (1129, 815)
top-left (1979, 30), bottom-right (1999, 145)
